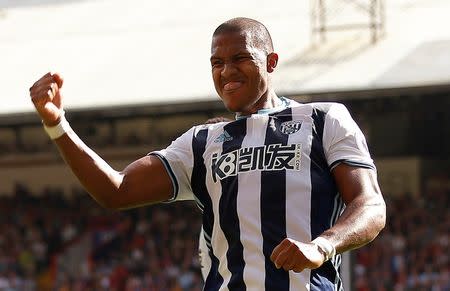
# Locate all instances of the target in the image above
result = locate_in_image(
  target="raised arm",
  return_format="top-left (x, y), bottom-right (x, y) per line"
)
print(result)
top-left (29, 72), bottom-right (173, 210)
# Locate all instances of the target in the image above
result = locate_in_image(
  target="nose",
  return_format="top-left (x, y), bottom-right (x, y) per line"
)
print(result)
top-left (220, 62), bottom-right (238, 78)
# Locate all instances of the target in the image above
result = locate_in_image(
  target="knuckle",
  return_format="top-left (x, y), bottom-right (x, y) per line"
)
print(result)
top-left (270, 252), bottom-right (278, 261)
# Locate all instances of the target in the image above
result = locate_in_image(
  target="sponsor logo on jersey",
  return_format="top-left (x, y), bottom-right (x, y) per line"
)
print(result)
top-left (280, 120), bottom-right (302, 135)
top-left (211, 143), bottom-right (302, 181)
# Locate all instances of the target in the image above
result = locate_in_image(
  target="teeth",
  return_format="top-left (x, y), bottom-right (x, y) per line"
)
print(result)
top-left (224, 81), bottom-right (242, 90)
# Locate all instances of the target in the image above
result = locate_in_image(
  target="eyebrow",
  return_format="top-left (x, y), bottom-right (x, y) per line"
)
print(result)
top-left (210, 52), bottom-right (252, 62)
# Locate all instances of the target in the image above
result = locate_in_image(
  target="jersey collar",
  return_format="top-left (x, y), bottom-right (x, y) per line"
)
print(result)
top-left (235, 97), bottom-right (290, 120)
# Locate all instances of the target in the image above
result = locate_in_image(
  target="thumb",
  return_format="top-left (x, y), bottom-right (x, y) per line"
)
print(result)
top-left (43, 102), bottom-right (63, 118)
top-left (50, 72), bottom-right (64, 110)
top-left (52, 72), bottom-right (64, 89)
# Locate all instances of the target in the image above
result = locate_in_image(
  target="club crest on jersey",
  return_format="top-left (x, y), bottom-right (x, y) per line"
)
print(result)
top-left (280, 120), bottom-right (302, 135)
top-left (211, 143), bottom-right (302, 181)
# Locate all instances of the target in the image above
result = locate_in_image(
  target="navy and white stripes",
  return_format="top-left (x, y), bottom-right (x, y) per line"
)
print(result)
top-left (152, 100), bottom-right (375, 291)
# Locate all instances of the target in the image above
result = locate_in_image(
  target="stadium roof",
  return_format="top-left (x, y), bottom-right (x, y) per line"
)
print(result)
top-left (1, 0), bottom-right (450, 115)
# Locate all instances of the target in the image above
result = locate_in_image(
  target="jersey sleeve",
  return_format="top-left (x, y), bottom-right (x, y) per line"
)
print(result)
top-left (149, 127), bottom-right (195, 202)
top-left (322, 103), bottom-right (375, 171)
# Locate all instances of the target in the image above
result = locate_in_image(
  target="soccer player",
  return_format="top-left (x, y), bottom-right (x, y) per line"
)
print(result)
top-left (29, 17), bottom-right (386, 290)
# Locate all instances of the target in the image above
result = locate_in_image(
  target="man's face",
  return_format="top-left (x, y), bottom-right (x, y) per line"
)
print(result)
top-left (210, 31), bottom-right (269, 115)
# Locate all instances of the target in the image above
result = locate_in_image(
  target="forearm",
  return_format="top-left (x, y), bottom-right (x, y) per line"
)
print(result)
top-left (320, 194), bottom-right (386, 254)
top-left (53, 130), bottom-right (123, 209)
top-left (29, 72), bottom-right (136, 209)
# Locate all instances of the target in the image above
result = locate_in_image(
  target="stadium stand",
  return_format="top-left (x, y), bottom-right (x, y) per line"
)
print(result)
top-left (0, 176), bottom-right (448, 290)
top-left (353, 177), bottom-right (450, 290)
top-left (0, 184), bottom-right (204, 290)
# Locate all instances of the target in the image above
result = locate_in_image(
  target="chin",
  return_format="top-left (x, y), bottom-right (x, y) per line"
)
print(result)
top-left (221, 96), bottom-right (239, 113)
top-left (224, 103), bottom-right (241, 113)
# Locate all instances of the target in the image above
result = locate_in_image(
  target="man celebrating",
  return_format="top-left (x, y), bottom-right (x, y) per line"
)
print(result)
top-left (29, 17), bottom-right (386, 290)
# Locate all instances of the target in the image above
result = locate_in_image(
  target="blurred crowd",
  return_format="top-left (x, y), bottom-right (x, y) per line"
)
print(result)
top-left (0, 184), bottom-right (203, 291)
top-left (0, 180), bottom-right (448, 291)
top-left (353, 184), bottom-right (449, 290)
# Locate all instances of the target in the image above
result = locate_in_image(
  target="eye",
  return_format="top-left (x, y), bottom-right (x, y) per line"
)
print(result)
top-left (211, 59), bottom-right (223, 68)
top-left (235, 55), bottom-right (251, 62)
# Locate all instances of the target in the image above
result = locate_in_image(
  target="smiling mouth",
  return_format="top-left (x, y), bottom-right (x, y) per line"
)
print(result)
top-left (223, 81), bottom-right (243, 91)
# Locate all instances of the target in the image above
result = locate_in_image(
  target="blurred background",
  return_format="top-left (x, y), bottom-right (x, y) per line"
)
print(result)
top-left (0, 0), bottom-right (449, 290)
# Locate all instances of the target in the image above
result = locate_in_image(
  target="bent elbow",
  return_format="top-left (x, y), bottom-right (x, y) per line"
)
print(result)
top-left (378, 201), bottom-right (387, 232)
top-left (83, 186), bottom-right (124, 211)
top-left (371, 198), bottom-right (387, 239)
top-left (99, 199), bottom-right (122, 211)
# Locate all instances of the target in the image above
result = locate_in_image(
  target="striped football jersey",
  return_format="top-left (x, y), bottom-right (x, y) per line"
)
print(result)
top-left (151, 97), bottom-right (375, 291)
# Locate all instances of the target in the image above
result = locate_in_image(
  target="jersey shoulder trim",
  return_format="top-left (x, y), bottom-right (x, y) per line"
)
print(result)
top-left (147, 152), bottom-right (180, 202)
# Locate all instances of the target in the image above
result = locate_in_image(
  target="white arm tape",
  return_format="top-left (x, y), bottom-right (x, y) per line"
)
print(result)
top-left (43, 112), bottom-right (72, 140)
top-left (312, 236), bottom-right (336, 262)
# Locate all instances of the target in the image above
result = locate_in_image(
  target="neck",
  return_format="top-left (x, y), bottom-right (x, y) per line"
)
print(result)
top-left (236, 90), bottom-right (280, 118)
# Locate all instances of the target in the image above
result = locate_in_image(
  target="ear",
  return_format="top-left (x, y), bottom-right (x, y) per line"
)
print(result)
top-left (267, 53), bottom-right (278, 73)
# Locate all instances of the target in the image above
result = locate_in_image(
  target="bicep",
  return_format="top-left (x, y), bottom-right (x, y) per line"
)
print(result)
top-left (325, 163), bottom-right (386, 252)
top-left (114, 155), bottom-right (173, 209)
top-left (332, 163), bottom-right (383, 206)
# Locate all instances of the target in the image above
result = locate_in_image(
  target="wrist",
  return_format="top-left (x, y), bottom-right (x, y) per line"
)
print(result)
top-left (43, 111), bottom-right (72, 139)
top-left (312, 237), bottom-right (336, 262)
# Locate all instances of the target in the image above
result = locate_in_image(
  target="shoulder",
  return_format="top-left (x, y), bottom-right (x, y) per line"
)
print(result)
top-left (189, 120), bottom-right (233, 140)
top-left (284, 101), bottom-right (350, 125)
top-left (193, 120), bottom-right (231, 131)
top-left (282, 98), bottom-right (348, 115)
top-left (304, 103), bottom-right (353, 126)
top-left (307, 102), bottom-right (348, 115)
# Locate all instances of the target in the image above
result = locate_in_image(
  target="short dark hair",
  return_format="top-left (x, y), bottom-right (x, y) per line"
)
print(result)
top-left (212, 17), bottom-right (274, 54)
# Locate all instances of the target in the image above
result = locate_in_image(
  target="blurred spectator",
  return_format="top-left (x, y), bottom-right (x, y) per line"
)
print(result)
top-left (1, 177), bottom-right (448, 290)
top-left (353, 180), bottom-right (450, 290)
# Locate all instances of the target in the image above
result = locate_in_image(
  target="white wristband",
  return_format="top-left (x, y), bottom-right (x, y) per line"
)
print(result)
top-left (43, 112), bottom-right (72, 140)
top-left (312, 237), bottom-right (336, 262)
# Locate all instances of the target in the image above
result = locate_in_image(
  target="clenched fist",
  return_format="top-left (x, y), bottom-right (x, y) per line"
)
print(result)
top-left (270, 238), bottom-right (326, 273)
top-left (29, 72), bottom-right (64, 126)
